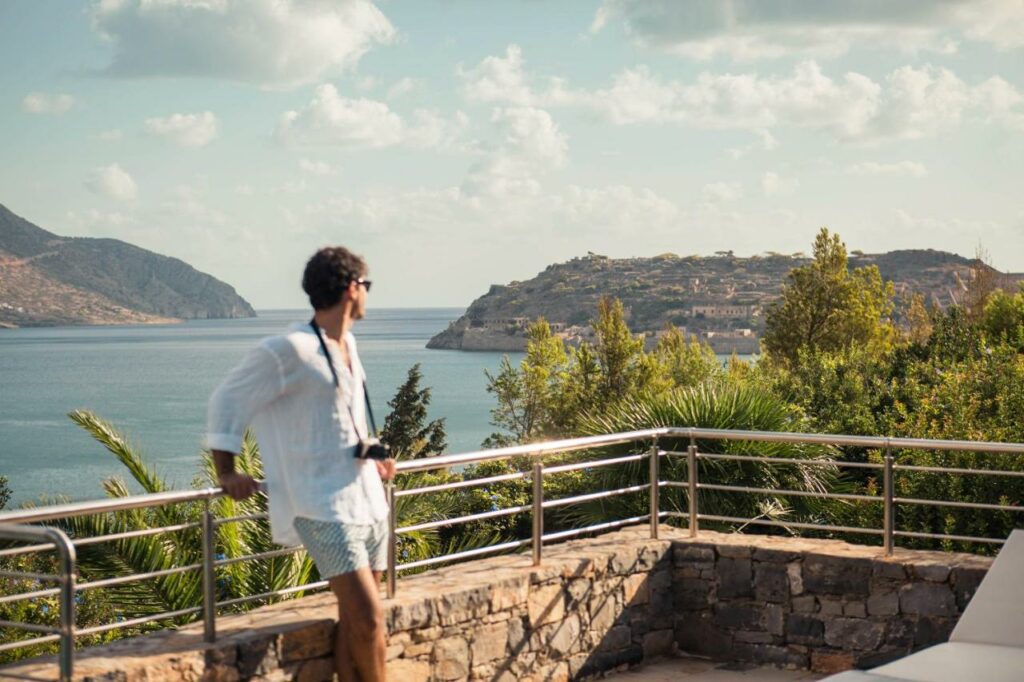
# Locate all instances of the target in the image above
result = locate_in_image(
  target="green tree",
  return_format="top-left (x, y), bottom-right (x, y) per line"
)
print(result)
top-left (483, 319), bottom-right (567, 445)
top-left (982, 285), bottom-right (1024, 351)
top-left (0, 476), bottom-right (10, 510)
top-left (763, 228), bottom-right (895, 367)
top-left (381, 363), bottom-right (447, 459)
top-left (652, 326), bottom-right (723, 389)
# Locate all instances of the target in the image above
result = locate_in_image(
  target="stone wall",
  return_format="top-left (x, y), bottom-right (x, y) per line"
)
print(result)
top-left (670, 532), bottom-right (992, 675)
top-left (0, 528), bottom-right (993, 681)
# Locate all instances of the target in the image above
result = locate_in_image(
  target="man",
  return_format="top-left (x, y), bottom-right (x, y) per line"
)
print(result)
top-left (207, 246), bottom-right (396, 682)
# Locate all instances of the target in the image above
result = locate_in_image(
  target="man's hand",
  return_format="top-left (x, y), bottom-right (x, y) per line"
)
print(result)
top-left (219, 471), bottom-right (259, 500)
top-left (376, 458), bottom-right (397, 482)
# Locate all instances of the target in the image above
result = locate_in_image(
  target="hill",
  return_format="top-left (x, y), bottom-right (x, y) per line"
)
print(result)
top-left (428, 250), bottom-right (1023, 354)
top-left (0, 204), bottom-right (255, 328)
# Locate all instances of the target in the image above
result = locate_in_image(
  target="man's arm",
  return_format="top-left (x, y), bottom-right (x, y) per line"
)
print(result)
top-left (213, 449), bottom-right (259, 500)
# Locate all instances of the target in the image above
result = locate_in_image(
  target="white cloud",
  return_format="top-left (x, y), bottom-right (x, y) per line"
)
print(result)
top-left (386, 77), bottom-right (419, 100)
top-left (591, 0), bottom-right (1024, 60)
top-left (21, 92), bottom-right (75, 114)
top-left (97, 129), bottom-right (123, 142)
top-left (235, 184), bottom-right (255, 196)
top-left (761, 172), bottom-right (800, 197)
top-left (277, 84), bottom-right (469, 151)
top-left (849, 161), bottom-right (929, 177)
top-left (701, 182), bottom-right (743, 203)
top-left (727, 129), bottom-right (778, 159)
top-left (90, 0), bottom-right (395, 87)
top-left (299, 159), bottom-right (333, 176)
top-left (85, 163), bottom-right (138, 202)
top-left (462, 107), bottom-right (568, 198)
top-left (144, 112), bottom-right (218, 147)
top-left (461, 48), bottom-right (1024, 142)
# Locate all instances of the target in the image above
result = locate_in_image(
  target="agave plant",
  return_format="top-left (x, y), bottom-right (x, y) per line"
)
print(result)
top-left (559, 383), bottom-right (848, 537)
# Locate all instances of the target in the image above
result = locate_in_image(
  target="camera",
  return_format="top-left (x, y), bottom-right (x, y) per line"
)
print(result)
top-left (356, 437), bottom-right (392, 460)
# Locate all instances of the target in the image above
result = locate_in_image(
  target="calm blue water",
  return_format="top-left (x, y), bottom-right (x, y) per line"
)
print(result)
top-left (0, 309), bottom-right (520, 505)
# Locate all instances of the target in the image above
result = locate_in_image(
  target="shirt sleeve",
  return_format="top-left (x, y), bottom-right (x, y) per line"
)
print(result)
top-left (205, 343), bottom-right (285, 454)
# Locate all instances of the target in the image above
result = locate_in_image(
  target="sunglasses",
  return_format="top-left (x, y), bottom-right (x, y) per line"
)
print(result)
top-left (356, 278), bottom-right (372, 293)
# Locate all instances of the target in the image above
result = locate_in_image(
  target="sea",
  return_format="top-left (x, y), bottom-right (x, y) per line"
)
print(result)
top-left (0, 309), bottom-right (519, 506)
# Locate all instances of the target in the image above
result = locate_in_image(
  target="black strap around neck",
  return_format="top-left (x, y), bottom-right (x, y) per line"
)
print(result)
top-left (309, 319), bottom-right (380, 438)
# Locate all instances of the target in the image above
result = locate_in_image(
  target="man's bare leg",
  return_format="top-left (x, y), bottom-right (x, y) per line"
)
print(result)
top-left (329, 568), bottom-right (386, 682)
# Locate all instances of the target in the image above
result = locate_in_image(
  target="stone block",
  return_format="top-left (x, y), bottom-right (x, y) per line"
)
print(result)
top-left (733, 643), bottom-right (808, 668)
top-left (952, 565), bottom-right (988, 610)
top-left (819, 597), bottom-right (844, 617)
top-left (600, 625), bottom-right (633, 652)
top-left (754, 562), bottom-right (789, 603)
top-left (913, 617), bottom-right (954, 648)
top-left (642, 629), bottom-right (674, 657)
top-left (237, 635), bottom-right (278, 678)
top-left (437, 585), bottom-right (491, 625)
top-left (387, 657), bottom-right (431, 681)
top-left (734, 630), bottom-right (774, 644)
top-left (714, 603), bottom-right (762, 631)
top-left (433, 636), bottom-right (469, 681)
top-left (872, 561), bottom-right (907, 581)
top-left (507, 616), bottom-right (528, 653)
top-left (293, 657), bottom-right (334, 682)
top-left (764, 604), bottom-right (784, 636)
top-left (648, 568), bottom-right (672, 592)
top-left (811, 650), bottom-right (855, 674)
top-left (867, 591), bottom-right (899, 616)
top-left (913, 563), bottom-right (952, 582)
top-left (718, 544), bottom-right (753, 559)
top-left (278, 621), bottom-right (333, 663)
top-left (673, 545), bottom-right (715, 566)
top-left (623, 573), bottom-right (649, 605)
top-left (676, 612), bottom-right (733, 658)
top-left (490, 579), bottom-right (529, 612)
top-left (843, 600), bottom-right (867, 618)
top-left (543, 614), bottom-right (582, 657)
top-left (787, 561), bottom-right (804, 595)
top-left (899, 582), bottom-right (956, 617)
top-left (471, 622), bottom-right (508, 664)
top-left (786, 614), bottom-right (825, 646)
top-left (792, 595), bottom-right (817, 613)
top-left (803, 555), bottom-right (871, 596)
top-left (753, 547), bottom-right (801, 563)
top-left (389, 598), bottom-right (435, 631)
top-left (824, 618), bottom-right (885, 651)
top-left (717, 557), bottom-right (753, 598)
top-left (528, 584), bottom-right (566, 627)
top-left (674, 577), bottom-right (714, 610)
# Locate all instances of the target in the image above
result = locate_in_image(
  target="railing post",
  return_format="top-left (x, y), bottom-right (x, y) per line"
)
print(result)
top-left (649, 440), bottom-right (660, 539)
top-left (883, 443), bottom-right (894, 556)
top-left (532, 462), bottom-right (544, 566)
top-left (386, 481), bottom-right (397, 599)
top-left (687, 444), bottom-right (699, 538)
top-left (201, 499), bottom-right (217, 643)
top-left (48, 529), bottom-right (76, 682)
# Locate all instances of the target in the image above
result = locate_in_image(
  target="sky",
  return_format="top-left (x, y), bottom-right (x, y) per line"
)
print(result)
top-left (1, 0), bottom-right (1023, 309)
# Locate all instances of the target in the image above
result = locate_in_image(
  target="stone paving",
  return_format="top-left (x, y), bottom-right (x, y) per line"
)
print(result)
top-left (608, 656), bottom-right (824, 681)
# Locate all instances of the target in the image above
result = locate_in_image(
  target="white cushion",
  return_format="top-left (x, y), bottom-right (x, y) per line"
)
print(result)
top-left (950, 529), bottom-right (1024, 648)
top-left (872, 641), bottom-right (1024, 682)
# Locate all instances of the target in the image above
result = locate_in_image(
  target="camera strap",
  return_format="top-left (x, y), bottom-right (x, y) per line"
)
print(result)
top-left (309, 319), bottom-right (381, 439)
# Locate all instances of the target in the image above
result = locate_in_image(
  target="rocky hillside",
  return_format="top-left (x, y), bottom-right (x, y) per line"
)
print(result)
top-left (0, 204), bottom-right (255, 328)
top-left (428, 250), bottom-right (1023, 353)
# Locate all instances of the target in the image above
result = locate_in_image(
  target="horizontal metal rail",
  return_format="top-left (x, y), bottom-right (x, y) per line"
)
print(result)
top-left (695, 513), bottom-right (885, 535)
top-left (214, 546), bottom-right (302, 567)
top-left (542, 515), bottom-right (650, 542)
top-left (78, 563), bottom-right (202, 591)
top-left (0, 585), bottom-right (60, 604)
top-left (894, 463), bottom-right (1024, 477)
top-left (217, 580), bottom-right (329, 609)
top-left (75, 606), bottom-right (203, 636)
top-left (691, 452), bottom-right (878, 469)
top-left (893, 497), bottom-right (1023, 513)
top-left (0, 634), bottom-right (60, 653)
top-left (0, 618), bottom-right (60, 634)
top-left (397, 539), bottom-right (532, 572)
top-left (543, 452), bottom-right (649, 475)
top-left (213, 512), bottom-right (267, 526)
top-left (697, 482), bottom-right (880, 503)
top-left (542, 484), bottom-right (650, 509)
top-left (0, 569), bottom-right (62, 582)
top-left (394, 471), bottom-right (528, 498)
top-left (894, 530), bottom-right (1006, 545)
top-left (397, 505), bottom-right (531, 534)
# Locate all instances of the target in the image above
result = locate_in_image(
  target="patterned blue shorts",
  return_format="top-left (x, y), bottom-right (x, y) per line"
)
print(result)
top-left (293, 517), bottom-right (389, 578)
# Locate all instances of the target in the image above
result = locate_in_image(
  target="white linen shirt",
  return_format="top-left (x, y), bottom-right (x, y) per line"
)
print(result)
top-left (206, 322), bottom-right (388, 546)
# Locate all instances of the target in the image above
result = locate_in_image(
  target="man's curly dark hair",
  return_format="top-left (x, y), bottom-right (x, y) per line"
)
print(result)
top-left (302, 246), bottom-right (367, 310)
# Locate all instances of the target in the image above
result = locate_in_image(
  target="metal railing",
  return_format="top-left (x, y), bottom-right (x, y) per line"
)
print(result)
top-left (1, 426), bottom-right (1023, 680)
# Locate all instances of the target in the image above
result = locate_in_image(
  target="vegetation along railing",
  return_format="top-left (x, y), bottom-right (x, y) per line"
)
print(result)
top-left (2, 427), bottom-right (1023, 681)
